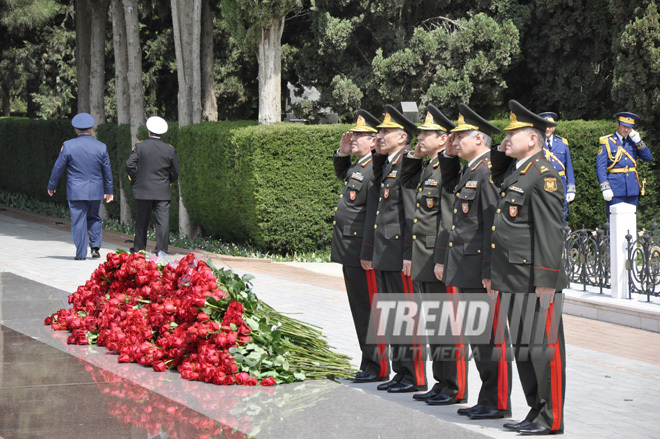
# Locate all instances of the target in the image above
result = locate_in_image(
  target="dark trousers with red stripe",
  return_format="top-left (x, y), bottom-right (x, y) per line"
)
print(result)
top-left (375, 269), bottom-right (427, 387)
top-left (461, 287), bottom-right (512, 411)
top-left (342, 265), bottom-right (389, 377)
top-left (506, 292), bottom-right (565, 431)
top-left (419, 281), bottom-right (468, 399)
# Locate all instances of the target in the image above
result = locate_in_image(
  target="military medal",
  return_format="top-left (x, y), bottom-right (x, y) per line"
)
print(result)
top-left (351, 172), bottom-right (364, 181)
top-left (387, 170), bottom-right (398, 178)
top-left (424, 179), bottom-right (438, 187)
top-left (465, 181), bottom-right (478, 189)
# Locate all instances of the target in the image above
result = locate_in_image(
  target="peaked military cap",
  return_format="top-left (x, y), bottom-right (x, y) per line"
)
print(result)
top-left (538, 112), bottom-right (558, 122)
top-left (377, 104), bottom-right (417, 136)
top-left (503, 100), bottom-right (557, 132)
top-left (71, 113), bottom-right (95, 130)
top-left (615, 112), bottom-right (639, 127)
top-left (451, 103), bottom-right (501, 135)
top-left (418, 104), bottom-right (456, 132)
top-left (349, 109), bottom-right (381, 133)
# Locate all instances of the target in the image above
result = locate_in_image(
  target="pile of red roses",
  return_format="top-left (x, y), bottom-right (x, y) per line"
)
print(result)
top-left (45, 251), bottom-right (276, 386)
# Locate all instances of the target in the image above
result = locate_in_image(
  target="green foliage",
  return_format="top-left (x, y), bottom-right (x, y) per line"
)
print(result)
top-left (612, 1), bottom-right (660, 135)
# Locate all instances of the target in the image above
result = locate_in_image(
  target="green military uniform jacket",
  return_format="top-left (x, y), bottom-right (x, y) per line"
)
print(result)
top-left (441, 150), bottom-right (499, 288)
top-left (368, 147), bottom-right (415, 272)
top-left (400, 154), bottom-right (454, 282)
top-left (330, 152), bottom-right (375, 268)
top-left (490, 149), bottom-right (567, 292)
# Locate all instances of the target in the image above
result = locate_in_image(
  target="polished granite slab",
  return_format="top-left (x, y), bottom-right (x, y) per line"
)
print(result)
top-left (0, 272), bottom-right (490, 439)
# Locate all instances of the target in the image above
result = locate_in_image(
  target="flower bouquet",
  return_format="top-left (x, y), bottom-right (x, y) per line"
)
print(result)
top-left (44, 251), bottom-right (355, 385)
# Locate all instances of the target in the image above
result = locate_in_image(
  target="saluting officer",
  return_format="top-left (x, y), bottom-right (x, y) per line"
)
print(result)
top-left (366, 104), bottom-right (427, 393)
top-left (331, 110), bottom-right (389, 383)
top-left (539, 112), bottom-right (575, 222)
top-left (47, 113), bottom-right (114, 260)
top-left (596, 112), bottom-right (652, 217)
top-left (399, 105), bottom-right (468, 406)
top-left (490, 100), bottom-right (567, 435)
top-left (439, 104), bottom-right (513, 420)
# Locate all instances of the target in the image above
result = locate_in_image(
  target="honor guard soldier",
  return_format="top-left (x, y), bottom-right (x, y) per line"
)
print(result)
top-left (47, 113), bottom-right (114, 260)
top-left (367, 104), bottom-right (427, 393)
top-left (490, 100), bottom-right (567, 435)
top-left (331, 110), bottom-right (389, 383)
top-left (539, 112), bottom-right (575, 222)
top-left (596, 112), bottom-right (652, 217)
top-left (399, 105), bottom-right (468, 405)
top-left (439, 103), bottom-right (513, 420)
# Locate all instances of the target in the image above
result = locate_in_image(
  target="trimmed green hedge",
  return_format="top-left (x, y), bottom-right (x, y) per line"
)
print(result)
top-left (1, 117), bottom-right (657, 253)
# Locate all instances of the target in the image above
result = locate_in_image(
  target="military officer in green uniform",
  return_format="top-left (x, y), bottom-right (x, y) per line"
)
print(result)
top-left (399, 104), bottom-right (468, 405)
top-left (366, 104), bottom-right (427, 393)
top-left (439, 103), bottom-right (513, 420)
top-left (331, 110), bottom-right (389, 383)
top-left (490, 100), bottom-right (567, 435)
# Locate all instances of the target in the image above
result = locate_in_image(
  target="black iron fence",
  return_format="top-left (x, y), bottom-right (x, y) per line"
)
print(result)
top-left (625, 221), bottom-right (660, 301)
top-left (563, 221), bottom-right (660, 300)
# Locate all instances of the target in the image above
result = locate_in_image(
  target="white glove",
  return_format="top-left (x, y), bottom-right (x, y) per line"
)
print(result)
top-left (602, 189), bottom-right (614, 201)
top-left (630, 130), bottom-right (641, 143)
top-left (566, 192), bottom-right (575, 203)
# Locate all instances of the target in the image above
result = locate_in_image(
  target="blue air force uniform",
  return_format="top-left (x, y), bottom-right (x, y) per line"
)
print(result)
top-left (596, 112), bottom-right (652, 215)
top-left (539, 113), bottom-right (575, 222)
top-left (47, 113), bottom-right (113, 259)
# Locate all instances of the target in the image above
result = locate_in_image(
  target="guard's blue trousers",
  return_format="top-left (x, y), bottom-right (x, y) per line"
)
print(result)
top-left (69, 200), bottom-right (102, 259)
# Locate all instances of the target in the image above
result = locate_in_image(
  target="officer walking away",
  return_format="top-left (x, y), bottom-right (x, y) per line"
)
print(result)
top-left (438, 103), bottom-right (513, 420)
top-left (399, 105), bottom-right (468, 406)
top-left (331, 110), bottom-right (390, 383)
top-left (368, 104), bottom-right (427, 393)
top-left (47, 112), bottom-right (114, 260)
top-left (126, 116), bottom-right (179, 254)
top-left (539, 112), bottom-right (575, 222)
top-left (596, 112), bottom-right (652, 217)
top-left (490, 100), bottom-right (567, 435)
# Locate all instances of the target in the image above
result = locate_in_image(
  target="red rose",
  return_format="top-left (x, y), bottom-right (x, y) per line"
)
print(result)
top-left (260, 377), bottom-right (276, 386)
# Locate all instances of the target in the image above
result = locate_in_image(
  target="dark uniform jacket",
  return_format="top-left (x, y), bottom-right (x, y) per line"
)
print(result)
top-left (441, 150), bottom-right (498, 288)
top-left (401, 154), bottom-right (454, 282)
top-left (366, 147), bottom-right (415, 272)
top-left (331, 152), bottom-right (375, 268)
top-left (490, 149), bottom-right (567, 293)
top-left (126, 138), bottom-right (179, 200)
top-left (48, 135), bottom-right (113, 200)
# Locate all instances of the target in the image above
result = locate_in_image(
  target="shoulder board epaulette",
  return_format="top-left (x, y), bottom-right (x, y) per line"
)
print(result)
top-left (558, 136), bottom-right (568, 145)
top-left (432, 160), bottom-right (440, 168)
top-left (599, 135), bottom-right (612, 144)
top-left (361, 157), bottom-right (373, 167)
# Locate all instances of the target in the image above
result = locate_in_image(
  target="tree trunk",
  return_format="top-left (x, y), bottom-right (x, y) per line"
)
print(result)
top-left (75, 0), bottom-right (91, 114)
top-left (257, 18), bottom-right (284, 125)
top-left (112, 0), bottom-right (133, 225)
top-left (171, 0), bottom-right (203, 237)
top-left (1, 85), bottom-right (10, 117)
top-left (123, 0), bottom-right (144, 145)
top-left (88, 0), bottom-right (110, 126)
top-left (201, 0), bottom-right (217, 121)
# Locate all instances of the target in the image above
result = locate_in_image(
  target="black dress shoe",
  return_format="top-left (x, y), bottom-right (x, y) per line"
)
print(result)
top-left (425, 394), bottom-right (467, 405)
top-left (517, 422), bottom-right (563, 435)
top-left (457, 404), bottom-right (483, 416)
top-left (503, 419), bottom-right (534, 430)
top-left (74, 257), bottom-right (86, 260)
top-left (353, 372), bottom-right (388, 383)
top-left (91, 247), bottom-right (100, 258)
top-left (468, 407), bottom-right (511, 420)
top-left (377, 377), bottom-right (401, 391)
top-left (387, 382), bottom-right (423, 393)
top-left (412, 389), bottom-right (443, 401)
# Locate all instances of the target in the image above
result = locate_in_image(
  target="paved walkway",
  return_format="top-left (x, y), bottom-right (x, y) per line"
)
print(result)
top-left (1, 206), bottom-right (659, 438)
